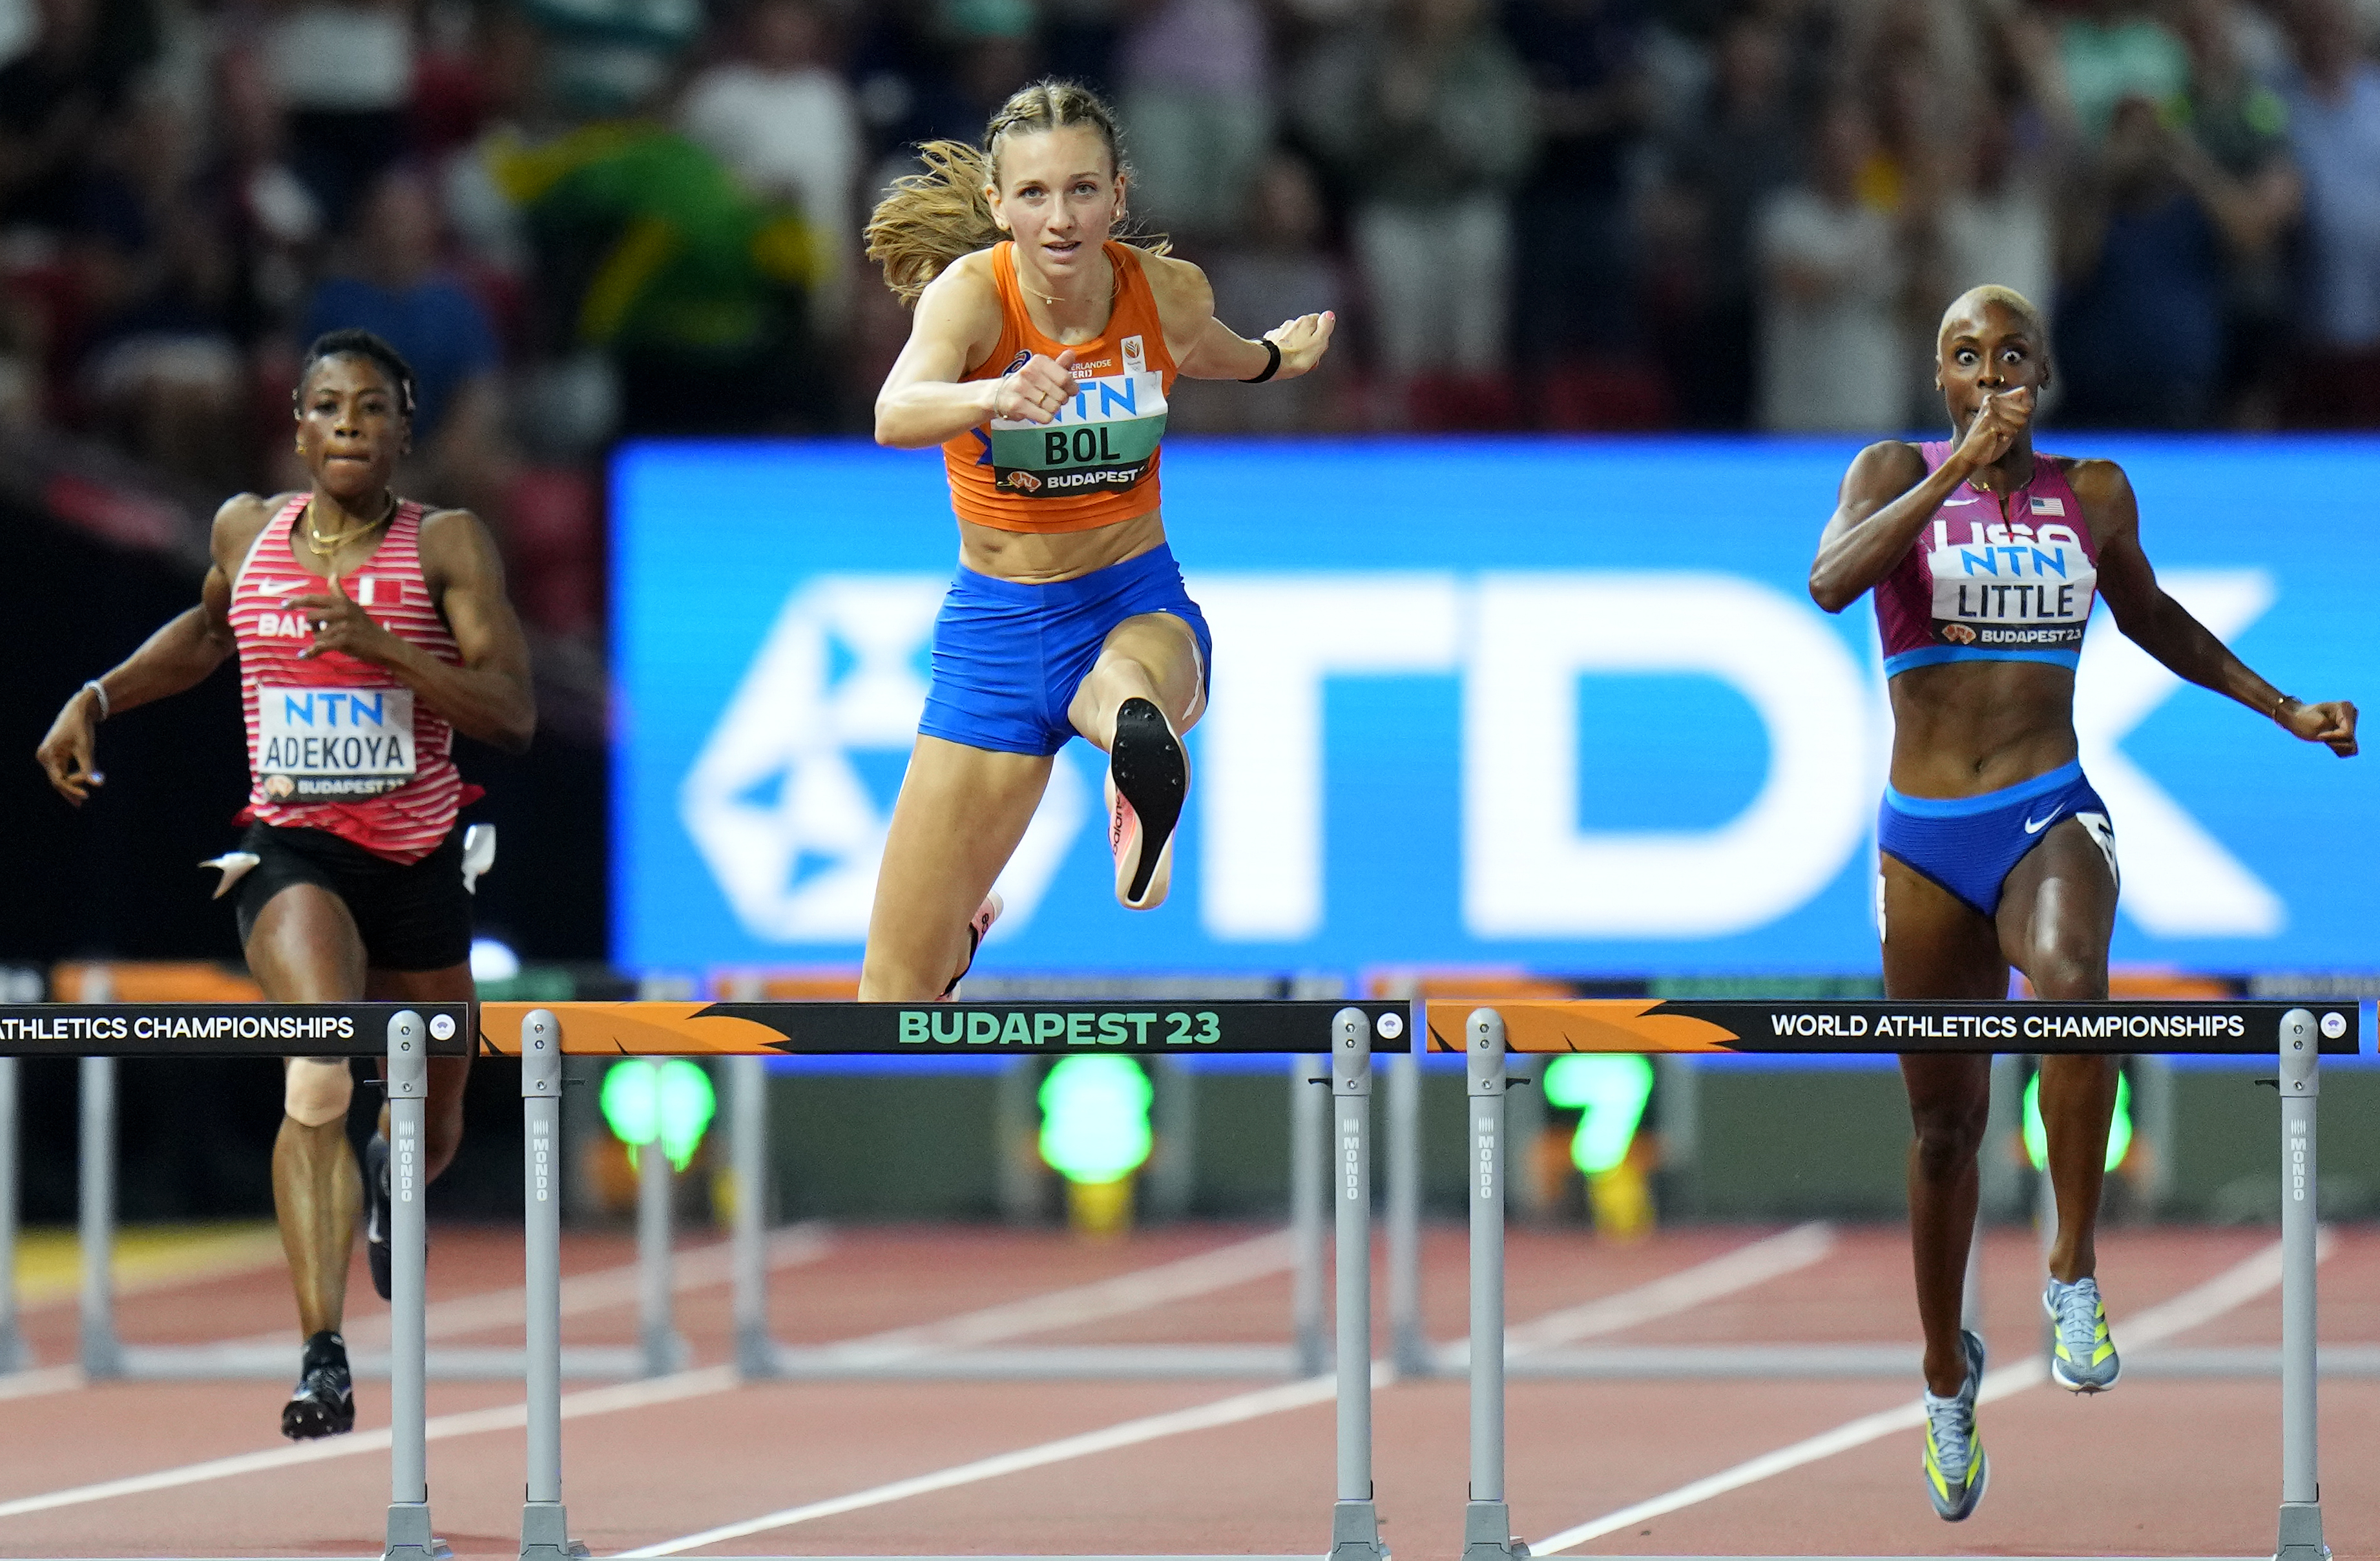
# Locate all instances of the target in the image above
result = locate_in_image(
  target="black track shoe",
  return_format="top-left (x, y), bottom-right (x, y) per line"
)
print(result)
top-left (1105, 697), bottom-right (1188, 910)
top-left (282, 1331), bottom-right (355, 1440)
top-left (362, 1132), bottom-right (393, 1301)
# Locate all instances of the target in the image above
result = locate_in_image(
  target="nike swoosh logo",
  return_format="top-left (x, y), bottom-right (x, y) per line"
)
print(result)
top-left (1942, 496), bottom-right (1979, 506)
top-left (2024, 810), bottom-right (2063, 834)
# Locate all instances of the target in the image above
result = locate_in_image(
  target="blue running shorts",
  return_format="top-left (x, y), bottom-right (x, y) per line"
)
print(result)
top-left (1878, 760), bottom-right (2118, 919)
top-left (918, 543), bottom-right (1213, 757)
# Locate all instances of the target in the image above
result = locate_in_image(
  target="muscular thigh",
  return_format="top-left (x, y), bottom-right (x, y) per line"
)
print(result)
top-left (245, 885), bottom-right (368, 1001)
top-left (1996, 817), bottom-right (2117, 998)
top-left (1879, 855), bottom-right (2006, 1000)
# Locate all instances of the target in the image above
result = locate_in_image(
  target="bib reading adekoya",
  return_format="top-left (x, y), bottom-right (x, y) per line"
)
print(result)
top-left (256, 686), bottom-right (418, 801)
top-left (990, 368), bottom-right (1167, 498)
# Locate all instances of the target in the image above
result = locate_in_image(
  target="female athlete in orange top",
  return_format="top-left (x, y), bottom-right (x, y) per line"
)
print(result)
top-left (861, 81), bottom-right (1333, 1000)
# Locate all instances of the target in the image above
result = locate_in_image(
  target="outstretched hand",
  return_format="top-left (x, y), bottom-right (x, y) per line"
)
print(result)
top-left (2281, 698), bottom-right (2359, 757)
top-left (992, 348), bottom-right (1080, 424)
top-left (1266, 312), bottom-right (1335, 379)
top-left (35, 690), bottom-right (103, 805)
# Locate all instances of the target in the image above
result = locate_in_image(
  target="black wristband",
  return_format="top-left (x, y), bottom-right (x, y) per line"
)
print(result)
top-left (1240, 338), bottom-right (1281, 384)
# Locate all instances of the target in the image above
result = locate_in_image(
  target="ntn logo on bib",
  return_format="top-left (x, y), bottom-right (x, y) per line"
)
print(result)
top-left (1924, 516), bottom-right (2098, 649)
top-left (990, 369), bottom-right (1167, 496)
top-left (257, 686), bottom-right (417, 799)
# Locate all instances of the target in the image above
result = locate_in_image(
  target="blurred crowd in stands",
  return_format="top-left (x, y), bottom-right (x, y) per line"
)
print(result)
top-left (3, 0), bottom-right (2379, 591)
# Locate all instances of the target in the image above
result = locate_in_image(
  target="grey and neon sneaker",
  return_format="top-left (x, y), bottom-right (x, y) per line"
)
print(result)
top-left (2045, 1275), bottom-right (2121, 1392)
top-left (1921, 1328), bottom-right (1989, 1522)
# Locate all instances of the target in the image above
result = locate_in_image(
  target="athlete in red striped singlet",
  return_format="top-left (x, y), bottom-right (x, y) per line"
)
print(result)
top-left (35, 330), bottom-right (536, 1440)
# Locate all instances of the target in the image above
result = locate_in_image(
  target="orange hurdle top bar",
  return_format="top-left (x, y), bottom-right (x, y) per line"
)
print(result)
top-left (1423, 998), bottom-right (2360, 1054)
top-left (476, 1000), bottom-right (1411, 1055)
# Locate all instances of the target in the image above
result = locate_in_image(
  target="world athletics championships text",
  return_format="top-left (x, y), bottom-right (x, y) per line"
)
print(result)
top-left (0, 1014), bottom-right (359, 1042)
top-left (1770, 1011), bottom-right (2249, 1041)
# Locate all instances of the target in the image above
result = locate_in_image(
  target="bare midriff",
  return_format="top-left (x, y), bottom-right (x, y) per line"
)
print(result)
top-left (1887, 659), bottom-right (2081, 799)
top-left (959, 508), bottom-right (1168, 583)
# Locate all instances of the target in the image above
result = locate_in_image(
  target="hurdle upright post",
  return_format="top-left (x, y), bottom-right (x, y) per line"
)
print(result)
top-left (2275, 1007), bottom-right (2326, 1561)
top-left (383, 1009), bottom-right (442, 1561)
top-left (1387, 1044), bottom-right (1428, 1376)
top-left (520, 1009), bottom-right (586, 1561)
top-left (1328, 1007), bottom-right (1388, 1561)
top-left (78, 1053), bottom-right (121, 1378)
top-left (731, 1053), bottom-right (772, 1378)
top-left (1462, 1009), bottom-right (1526, 1561)
top-left (0, 1054), bottom-right (23, 1373)
top-left (636, 1060), bottom-right (683, 1377)
top-left (1293, 1053), bottom-right (1328, 1378)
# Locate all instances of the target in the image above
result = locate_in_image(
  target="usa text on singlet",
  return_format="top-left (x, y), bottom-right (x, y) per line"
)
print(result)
top-left (941, 240), bottom-right (1179, 534)
top-left (1873, 441), bottom-right (2103, 678)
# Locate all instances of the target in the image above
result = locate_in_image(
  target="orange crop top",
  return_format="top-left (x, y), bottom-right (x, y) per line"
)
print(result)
top-left (939, 240), bottom-right (1179, 533)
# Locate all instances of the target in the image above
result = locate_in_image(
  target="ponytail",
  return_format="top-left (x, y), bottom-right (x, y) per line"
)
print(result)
top-left (865, 140), bottom-right (1005, 308)
top-left (864, 79), bottom-right (1164, 308)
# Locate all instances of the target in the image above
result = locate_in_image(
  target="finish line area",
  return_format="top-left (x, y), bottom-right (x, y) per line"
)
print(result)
top-left (0, 998), bottom-right (2372, 1561)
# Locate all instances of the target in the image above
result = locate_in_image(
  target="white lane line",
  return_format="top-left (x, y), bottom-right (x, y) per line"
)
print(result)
top-left (617, 1227), bottom-right (1837, 1558)
top-left (1528, 1233), bottom-right (2327, 1555)
top-left (0, 1230), bottom-right (1286, 1518)
top-left (614, 1367), bottom-right (1379, 1558)
top-left (1507, 1222), bottom-right (1833, 1354)
top-left (0, 1367), bottom-right (739, 1521)
top-left (0, 1225), bottom-right (835, 1403)
top-left (813, 1229), bottom-right (1297, 1363)
top-left (0, 1367), bottom-right (83, 1402)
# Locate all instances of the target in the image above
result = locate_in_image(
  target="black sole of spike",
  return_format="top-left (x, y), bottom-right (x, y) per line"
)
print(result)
top-left (1110, 698), bottom-right (1185, 906)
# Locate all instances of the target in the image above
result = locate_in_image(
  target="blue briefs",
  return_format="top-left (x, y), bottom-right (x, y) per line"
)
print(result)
top-left (917, 543), bottom-right (1213, 757)
top-left (1877, 760), bottom-right (2118, 919)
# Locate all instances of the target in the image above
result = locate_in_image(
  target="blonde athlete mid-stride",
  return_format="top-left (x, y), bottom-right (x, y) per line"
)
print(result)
top-left (1810, 286), bottom-right (2357, 1522)
top-left (858, 80), bottom-right (1332, 1000)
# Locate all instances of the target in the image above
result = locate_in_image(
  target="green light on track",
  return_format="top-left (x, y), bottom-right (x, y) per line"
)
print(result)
top-left (1038, 1056), bottom-right (1153, 1184)
top-left (601, 1059), bottom-right (717, 1171)
top-left (2023, 1069), bottom-right (2131, 1174)
top-left (1541, 1054), bottom-right (1655, 1176)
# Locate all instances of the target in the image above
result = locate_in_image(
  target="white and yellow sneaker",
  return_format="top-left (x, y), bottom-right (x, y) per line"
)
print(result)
top-left (2045, 1275), bottom-right (2122, 1392)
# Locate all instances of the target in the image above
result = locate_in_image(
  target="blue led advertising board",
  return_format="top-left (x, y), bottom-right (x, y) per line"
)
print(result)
top-left (613, 438), bottom-right (2375, 981)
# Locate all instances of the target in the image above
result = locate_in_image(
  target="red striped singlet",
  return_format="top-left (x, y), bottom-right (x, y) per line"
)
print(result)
top-left (227, 496), bottom-right (466, 863)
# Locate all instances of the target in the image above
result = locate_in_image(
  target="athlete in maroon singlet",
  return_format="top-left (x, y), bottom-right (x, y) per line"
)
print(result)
top-left (1810, 287), bottom-right (2356, 1522)
top-left (36, 330), bottom-right (536, 1439)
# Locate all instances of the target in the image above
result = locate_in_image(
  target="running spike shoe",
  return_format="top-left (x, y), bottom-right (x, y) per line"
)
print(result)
top-left (2045, 1274), bottom-right (2122, 1392)
top-left (281, 1330), bottom-right (355, 1440)
top-left (362, 1131), bottom-right (393, 1301)
top-left (939, 891), bottom-right (1004, 999)
top-left (1921, 1328), bottom-right (1989, 1522)
top-left (1105, 697), bottom-right (1187, 910)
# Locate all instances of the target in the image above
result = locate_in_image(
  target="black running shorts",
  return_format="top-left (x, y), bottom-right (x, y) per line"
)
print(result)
top-left (232, 821), bottom-right (472, 972)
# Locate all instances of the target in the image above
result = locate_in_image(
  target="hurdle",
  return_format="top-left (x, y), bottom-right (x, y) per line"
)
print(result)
top-left (691, 972), bottom-right (1388, 1381)
top-left (25, 963), bottom-right (669, 1384)
top-left (0, 999), bottom-right (471, 1561)
top-left (481, 997), bottom-right (1409, 1561)
top-left (1432, 995), bottom-right (2359, 1561)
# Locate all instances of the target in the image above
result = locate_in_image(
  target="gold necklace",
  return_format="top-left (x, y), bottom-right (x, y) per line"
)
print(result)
top-left (304, 494), bottom-right (396, 560)
top-left (1012, 246), bottom-right (1114, 311)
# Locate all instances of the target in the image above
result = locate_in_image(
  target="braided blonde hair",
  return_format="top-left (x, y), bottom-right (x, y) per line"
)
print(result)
top-left (864, 79), bottom-right (1165, 308)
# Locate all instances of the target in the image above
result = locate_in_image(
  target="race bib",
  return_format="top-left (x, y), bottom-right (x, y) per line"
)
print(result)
top-left (1923, 519), bottom-right (2098, 655)
top-left (256, 686), bottom-right (416, 801)
top-left (988, 369), bottom-right (1167, 498)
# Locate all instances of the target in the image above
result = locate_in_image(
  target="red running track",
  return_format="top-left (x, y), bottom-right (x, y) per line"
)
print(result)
top-left (0, 1221), bottom-right (2373, 1559)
